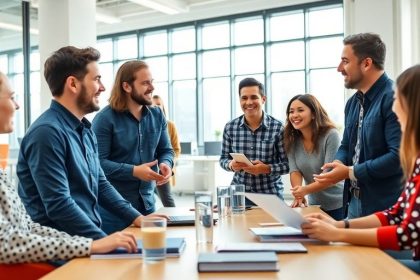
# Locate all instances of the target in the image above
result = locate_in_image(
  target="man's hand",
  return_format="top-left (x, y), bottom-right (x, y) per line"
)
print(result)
top-left (241, 160), bottom-right (271, 175)
top-left (132, 213), bottom-right (169, 227)
top-left (157, 163), bottom-right (172, 186)
top-left (313, 161), bottom-right (349, 185)
top-left (133, 160), bottom-right (165, 182)
top-left (229, 159), bottom-right (249, 172)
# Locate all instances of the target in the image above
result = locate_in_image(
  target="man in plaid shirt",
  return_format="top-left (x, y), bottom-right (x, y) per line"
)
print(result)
top-left (219, 77), bottom-right (289, 199)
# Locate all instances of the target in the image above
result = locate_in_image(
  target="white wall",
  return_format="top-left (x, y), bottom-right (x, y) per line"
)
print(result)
top-left (344, 0), bottom-right (420, 79)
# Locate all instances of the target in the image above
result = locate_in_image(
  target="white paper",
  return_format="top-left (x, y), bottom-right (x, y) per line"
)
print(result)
top-left (245, 193), bottom-right (307, 229)
top-left (216, 242), bottom-right (307, 253)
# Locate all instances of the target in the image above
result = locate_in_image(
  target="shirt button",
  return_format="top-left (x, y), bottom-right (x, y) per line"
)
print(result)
top-left (251, 147), bottom-right (254, 149)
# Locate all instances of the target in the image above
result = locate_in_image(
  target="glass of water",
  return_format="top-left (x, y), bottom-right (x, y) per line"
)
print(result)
top-left (194, 191), bottom-right (213, 243)
top-left (217, 186), bottom-right (232, 219)
top-left (231, 184), bottom-right (246, 214)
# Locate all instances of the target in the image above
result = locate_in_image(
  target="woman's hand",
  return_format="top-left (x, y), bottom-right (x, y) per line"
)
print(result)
top-left (91, 231), bottom-right (137, 254)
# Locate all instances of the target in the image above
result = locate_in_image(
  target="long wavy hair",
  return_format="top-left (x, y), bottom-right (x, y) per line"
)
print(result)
top-left (109, 60), bottom-right (148, 112)
top-left (395, 64), bottom-right (420, 179)
top-left (284, 94), bottom-right (335, 153)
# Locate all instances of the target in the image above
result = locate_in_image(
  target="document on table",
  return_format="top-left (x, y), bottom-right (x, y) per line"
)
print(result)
top-left (245, 193), bottom-right (307, 229)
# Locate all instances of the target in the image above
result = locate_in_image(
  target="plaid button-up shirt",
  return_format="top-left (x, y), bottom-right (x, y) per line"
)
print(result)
top-left (219, 112), bottom-right (289, 198)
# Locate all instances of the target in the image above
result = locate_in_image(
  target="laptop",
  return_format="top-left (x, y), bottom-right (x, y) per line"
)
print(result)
top-left (245, 193), bottom-right (307, 229)
top-left (167, 214), bottom-right (218, 226)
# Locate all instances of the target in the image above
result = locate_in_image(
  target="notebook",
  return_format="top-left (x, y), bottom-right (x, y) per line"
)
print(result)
top-left (197, 252), bottom-right (279, 272)
top-left (90, 237), bottom-right (186, 259)
top-left (167, 215), bottom-right (218, 226)
top-left (245, 192), bottom-right (307, 229)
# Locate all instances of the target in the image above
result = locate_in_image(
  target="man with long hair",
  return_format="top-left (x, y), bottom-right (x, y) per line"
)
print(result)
top-left (92, 60), bottom-right (174, 233)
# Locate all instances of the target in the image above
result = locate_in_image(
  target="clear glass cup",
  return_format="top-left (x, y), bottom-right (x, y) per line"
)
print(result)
top-left (231, 184), bottom-right (246, 214)
top-left (194, 191), bottom-right (213, 243)
top-left (217, 186), bottom-right (232, 219)
top-left (141, 217), bottom-right (167, 263)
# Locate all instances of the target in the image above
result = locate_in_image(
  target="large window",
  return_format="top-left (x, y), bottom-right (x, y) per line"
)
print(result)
top-left (96, 1), bottom-right (344, 145)
top-left (2, 1), bottom-right (344, 149)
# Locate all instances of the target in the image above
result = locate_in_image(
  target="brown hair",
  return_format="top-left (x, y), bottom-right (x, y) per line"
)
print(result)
top-left (44, 46), bottom-right (100, 97)
top-left (395, 64), bottom-right (420, 179)
top-left (284, 94), bottom-right (335, 153)
top-left (109, 60), bottom-right (148, 112)
top-left (343, 33), bottom-right (386, 70)
top-left (152, 95), bottom-right (167, 117)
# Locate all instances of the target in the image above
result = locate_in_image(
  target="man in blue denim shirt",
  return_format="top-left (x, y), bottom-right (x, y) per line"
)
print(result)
top-left (314, 33), bottom-right (403, 218)
top-left (17, 47), bottom-right (165, 239)
top-left (92, 61), bottom-right (174, 233)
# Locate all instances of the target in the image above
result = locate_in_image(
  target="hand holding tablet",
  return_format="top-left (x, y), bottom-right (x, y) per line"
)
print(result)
top-left (229, 153), bottom-right (253, 166)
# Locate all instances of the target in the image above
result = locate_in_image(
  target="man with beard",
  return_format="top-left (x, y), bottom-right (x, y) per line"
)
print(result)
top-left (313, 33), bottom-right (403, 218)
top-left (92, 61), bottom-right (174, 233)
top-left (17, 47), bottom-right (165, 239)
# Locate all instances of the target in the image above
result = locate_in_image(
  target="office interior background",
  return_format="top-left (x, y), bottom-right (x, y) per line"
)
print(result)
top-left (0, 0), bottom-right (419, 197)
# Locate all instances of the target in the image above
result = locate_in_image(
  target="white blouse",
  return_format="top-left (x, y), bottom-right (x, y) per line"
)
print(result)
top-left (0, 172), bottom-right (92, 264)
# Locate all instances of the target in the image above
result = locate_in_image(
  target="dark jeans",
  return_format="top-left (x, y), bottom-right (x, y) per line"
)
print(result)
top-left (385, 250), bottom-right (420, 274)
top-left (323, 206), bottom-right (344, 221)
top-left (155, 182), bottom-right (176, 207)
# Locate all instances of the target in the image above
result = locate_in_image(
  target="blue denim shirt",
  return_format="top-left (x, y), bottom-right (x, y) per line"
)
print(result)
top-left (92, 105), bottom-right (174, 212)
top-left (17, 101), bottom-right (141, 239)
top-left (336, 73), bottom-right (403, 215)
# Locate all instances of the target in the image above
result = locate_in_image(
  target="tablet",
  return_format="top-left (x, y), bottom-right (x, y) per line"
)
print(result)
top-left (229, 153), bottom-right (253, 166)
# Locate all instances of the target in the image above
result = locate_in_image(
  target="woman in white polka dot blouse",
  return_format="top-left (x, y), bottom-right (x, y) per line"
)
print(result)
top-left (0, 72), bottom-right (138, 264)
top-left (301, 64), bottom-right (420, 274)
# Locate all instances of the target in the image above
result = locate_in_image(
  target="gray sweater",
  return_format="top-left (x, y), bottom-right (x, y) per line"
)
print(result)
top-left (287, 128), bottom-right (343, 211)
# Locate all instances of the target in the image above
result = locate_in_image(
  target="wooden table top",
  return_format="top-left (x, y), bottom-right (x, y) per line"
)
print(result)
top-left (41, 206), bottom-right (419, 280)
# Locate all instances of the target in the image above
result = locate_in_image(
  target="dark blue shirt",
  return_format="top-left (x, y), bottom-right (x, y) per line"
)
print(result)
top-left (17, 101), bottom-right (141, 239)
top-left (336, 73), bottom-right (403, 215)
top-left (219, 112), bottom-right (289, 198)
top-left (92, 105), bottom-right (174, 212)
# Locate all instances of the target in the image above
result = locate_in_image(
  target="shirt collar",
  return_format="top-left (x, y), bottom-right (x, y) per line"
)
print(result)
top-left (239, 111), bottom-right (268, 129)
top-left (50, 100), bottom-right (92, 131)
top-left (359, 72), bottom-right (389, 103)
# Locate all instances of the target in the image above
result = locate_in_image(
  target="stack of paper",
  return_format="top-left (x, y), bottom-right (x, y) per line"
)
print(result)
top-left (249, 227), bottom-right (320, 243)
top-left (216, 242), bottom-right (307, 253)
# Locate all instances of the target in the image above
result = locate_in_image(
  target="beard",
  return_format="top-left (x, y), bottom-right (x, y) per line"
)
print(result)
top-left (76, 84), bottom-right (100, 114)
top-left (130, 87), bottom-right (153, 106)
top-left (343, 67), bottom-right (364, 90)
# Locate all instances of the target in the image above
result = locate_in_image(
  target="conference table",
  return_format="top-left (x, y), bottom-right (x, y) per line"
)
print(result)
top-left (41, 207), bottom-right (419, 280)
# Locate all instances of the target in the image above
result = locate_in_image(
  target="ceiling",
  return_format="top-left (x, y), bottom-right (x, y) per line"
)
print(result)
top-left (0, 0), bottom-right (322, 51)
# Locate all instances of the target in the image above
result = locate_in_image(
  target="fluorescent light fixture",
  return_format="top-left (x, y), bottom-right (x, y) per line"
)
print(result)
top-left (0, 22), bottom-right (39, 35)
top-left (127, 0), bottom-right (188, 15)
top-left (96, 7), bottom-right (121, 24)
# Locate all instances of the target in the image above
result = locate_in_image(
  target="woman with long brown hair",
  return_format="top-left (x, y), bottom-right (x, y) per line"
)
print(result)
top-left (284, 94), bottom-right (344, 220)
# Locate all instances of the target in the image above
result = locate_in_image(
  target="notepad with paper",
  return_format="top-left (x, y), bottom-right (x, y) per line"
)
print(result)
top-left (197, 252), bottom-right (279, 272)
top-left (90, 237), bottom-right (186, 259)
top-left (249, 226), bottom-right (320, 243)
top-left (216, 242), bottom-right (307, 253)
top-left (245, 192), bottom-right (307, 229)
